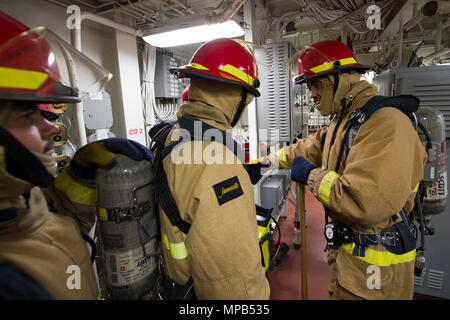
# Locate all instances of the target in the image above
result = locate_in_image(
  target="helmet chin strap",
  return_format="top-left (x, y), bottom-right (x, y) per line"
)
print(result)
top-left (332, 60), bottom-right (341, 96)
top-left (231, 88), bottom-right (248, 127)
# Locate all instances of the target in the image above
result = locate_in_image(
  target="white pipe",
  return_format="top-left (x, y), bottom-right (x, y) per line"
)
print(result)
top-left (69, 12), bottom-right (142, 147)
top-left (423, 47), bottom-right (450, 63)
top-left (79, 12), bottom-right (142, 37)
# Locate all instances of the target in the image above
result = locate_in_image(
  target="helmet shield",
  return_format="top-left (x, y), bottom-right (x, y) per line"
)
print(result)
top-left (0, 27), bottom-right (112, 103)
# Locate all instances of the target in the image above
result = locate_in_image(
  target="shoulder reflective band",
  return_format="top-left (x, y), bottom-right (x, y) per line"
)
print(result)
top-left (413, 183), bottom-right (419, 193)
top-left (54, 169), bottom-right (97, 206)
top-left (188, 63), bottom-right (210, 71)
top-left (342, 243), bottom-right (416, 267)
top-left (277, 148), bottom-right (290, 169)
top-left (310, 58), bottom-right (357, 74)
top-left (162, 232), bottom-right (188, 260)
top-left (219, 64), bottom-right (255, 86)
top-left (318, 171), bottom-right (341, 207)
top-left (0, 67), bottom-right (48, 90)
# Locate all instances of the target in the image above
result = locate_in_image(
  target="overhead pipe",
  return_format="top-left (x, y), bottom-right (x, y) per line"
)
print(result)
top-left (207, 0), bottom-right (246, 24)
top-left (423, 47), bottom-right (450, 64)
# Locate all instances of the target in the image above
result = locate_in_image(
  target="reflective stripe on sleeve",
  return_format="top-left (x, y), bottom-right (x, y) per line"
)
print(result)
top-left (318, 171), bottom-right (341, 207)
top-left (162, 232), bottom-right (188, 260)
top-left (277, 148), bottom-right (290, 169)
top-left (342, 243), bottom-right (416, 267)
top-left (54, 169), bottom-right (96, 206)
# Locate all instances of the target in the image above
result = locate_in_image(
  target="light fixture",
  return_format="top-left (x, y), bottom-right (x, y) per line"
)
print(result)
top-left (143, 20), bottom-right (244, 48)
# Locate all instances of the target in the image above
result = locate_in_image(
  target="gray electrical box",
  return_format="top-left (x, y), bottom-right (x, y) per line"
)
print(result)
top-left (373, 66), bottom-right (450, 137)
top-left (374, 66), bottom-right (450, 299)
top-left (155, 52), bottom-right (181, 98)
top-left (260, 169), bottom-right (291, 217)
top-left (256, 42), bottom-right (307, 142)
top-left (260, 177), bottom-right (284, 216)
top-left (82, 91), bottom-right (113, 130)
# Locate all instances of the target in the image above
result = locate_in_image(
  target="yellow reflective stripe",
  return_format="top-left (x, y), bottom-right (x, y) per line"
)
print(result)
top-left (161, 233), bottom-right (188, 260)
top-left (54, 169), bottom-right (96, 206)
top-left (219, 64), bottom-right (255, 85)
top-left (0, 67), bottom-right (48, 90)
top-left (413, 183), bottom-right (420, 193)
top-left (342, 243), bottom-right (416, 267)
top-left (277, 148), bottom-right (290, 169)
top-left (318, 171), bottom-right (341, 207)
top-left (98, 207), bottom-right (108, 221)
top-left (188, 62), bottom-right (210, 71)
top-left (310, 57), bottom-right (357, 74)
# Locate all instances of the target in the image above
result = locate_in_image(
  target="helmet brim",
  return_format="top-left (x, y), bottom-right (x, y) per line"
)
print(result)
top-left (295, 64), bottom-right (372, 85)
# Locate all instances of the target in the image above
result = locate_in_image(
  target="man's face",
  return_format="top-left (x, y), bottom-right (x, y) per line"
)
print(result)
top-left (307, 80), bottom-right (323, 108)
top-left (7, 103), bottom-right (59, 156)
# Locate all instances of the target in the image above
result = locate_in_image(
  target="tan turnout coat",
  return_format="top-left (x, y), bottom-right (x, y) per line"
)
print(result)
top-left (0, 148), bottom-right (98, 299)
top-left (273, 80), bottom-right (427, 299)
top-left (156, 79), bottom-right (270, 300)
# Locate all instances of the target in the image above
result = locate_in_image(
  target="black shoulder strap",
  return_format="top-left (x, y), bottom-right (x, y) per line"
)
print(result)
top-left (334, 95), bottom-right (420, 173)
top-left (150, 120), bottom-right (192, 234)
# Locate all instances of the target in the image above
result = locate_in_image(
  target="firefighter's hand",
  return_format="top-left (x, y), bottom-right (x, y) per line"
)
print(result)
top-left (70, 138), bottom-right (153, 180)
top-left (291, 156), bottom-right (316, 185)
top-left (244, 156), bottom-right (271, 184)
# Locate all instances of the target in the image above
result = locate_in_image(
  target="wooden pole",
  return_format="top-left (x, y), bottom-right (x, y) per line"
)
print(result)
top-left (297, 183), bottom-right (308, 300)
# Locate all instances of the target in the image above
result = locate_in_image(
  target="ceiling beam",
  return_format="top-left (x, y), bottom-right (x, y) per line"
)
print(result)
top-left (380, 0), bottom-right (416, 39)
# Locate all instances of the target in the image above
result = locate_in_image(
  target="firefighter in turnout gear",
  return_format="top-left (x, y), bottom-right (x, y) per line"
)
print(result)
top-left (266, 40), bottom-right (428, 299)
top-left (150, 38), bottom-right (270, 300)
top-left (0, 12), bottom-right (151, 299)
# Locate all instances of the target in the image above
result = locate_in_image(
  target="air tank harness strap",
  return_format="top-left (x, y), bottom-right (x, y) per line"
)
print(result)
top-left (149, 120), bottom-right (191, 235)
top-left (149, 115), bottom-right (250, 235)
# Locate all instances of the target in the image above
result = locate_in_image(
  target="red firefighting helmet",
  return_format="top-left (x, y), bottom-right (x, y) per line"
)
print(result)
top-left (0, 11), bottom-right (111, 106)
top-left (295, 40), bottom-right (371, 85)
top-left (170, 38), bottom-right (260, 97)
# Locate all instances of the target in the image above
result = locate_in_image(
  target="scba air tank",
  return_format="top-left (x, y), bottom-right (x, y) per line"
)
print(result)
top-left (416, 106), bottom-right (448, 215)
top-left (96, 154), bottom-right (159, 299)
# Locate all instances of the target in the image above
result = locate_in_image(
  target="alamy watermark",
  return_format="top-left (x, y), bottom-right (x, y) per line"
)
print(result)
top-left (367, 5), bottom-right (381, 30)
top-left (366, 265), bottom-right (381, 290)
top-left (66, 265), bottom-right (81, 290)
top-left (66, 5), bottom-right (81, 30)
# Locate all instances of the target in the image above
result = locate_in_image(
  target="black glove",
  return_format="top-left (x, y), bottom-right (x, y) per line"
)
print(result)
top-left (290, 156), bottom-right (316, 185)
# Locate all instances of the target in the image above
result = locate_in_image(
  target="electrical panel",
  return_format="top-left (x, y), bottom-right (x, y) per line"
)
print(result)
top-left (256, 42), bottom-right (309, 142)
top-left (373, 66), bottom-right (450, 137)
top-left (154, 51), bottom-right (182, 98)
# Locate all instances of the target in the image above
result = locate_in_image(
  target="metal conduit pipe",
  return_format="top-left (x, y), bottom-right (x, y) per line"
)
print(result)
top-left (70, 11), bottom-right (142, 147)
top-left (207, 0), bottom-right (246, 24)
top-left (423, 0), bottom-right (450, 16)
top-left (173, 0), bottom-right (195, 14)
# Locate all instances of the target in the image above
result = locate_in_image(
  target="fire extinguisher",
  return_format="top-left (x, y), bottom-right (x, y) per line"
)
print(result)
top-left (95, 154), bottom-right (159, 299)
